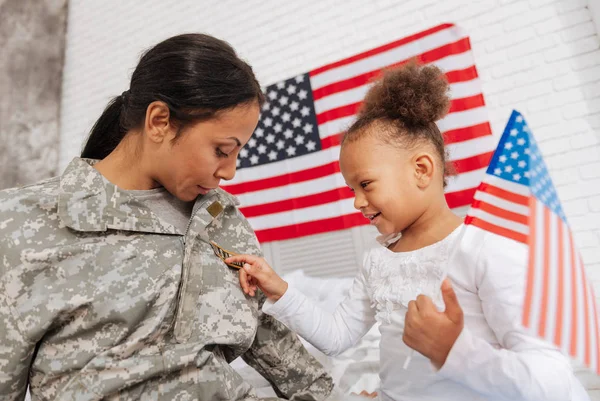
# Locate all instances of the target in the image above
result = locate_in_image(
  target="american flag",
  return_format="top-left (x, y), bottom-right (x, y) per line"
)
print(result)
top-left (465, 110), bottom-right (600, 374)
top-left (221, 23), bottom-right (496, 242)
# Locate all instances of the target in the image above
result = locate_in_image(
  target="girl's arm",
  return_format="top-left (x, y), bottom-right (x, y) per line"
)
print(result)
top-left (228, 253), bottom-right (376, 356)
top-left (437, 229), bottom-right (575, 401)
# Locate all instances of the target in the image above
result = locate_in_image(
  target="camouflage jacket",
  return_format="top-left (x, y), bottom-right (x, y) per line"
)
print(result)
top-left (0, 158), bottom-right (333, 401)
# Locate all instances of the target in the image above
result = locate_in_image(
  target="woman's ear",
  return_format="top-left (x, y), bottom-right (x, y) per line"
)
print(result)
top-left (144, 101), bottom-right (174, 144)
top-left (413, 152), bottom-right (436, 188)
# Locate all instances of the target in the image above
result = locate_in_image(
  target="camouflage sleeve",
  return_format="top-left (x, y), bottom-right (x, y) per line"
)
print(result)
top-left (241, 292), bottom-right (335, 400)
top-left (0, 291), bottom-right (35, 401)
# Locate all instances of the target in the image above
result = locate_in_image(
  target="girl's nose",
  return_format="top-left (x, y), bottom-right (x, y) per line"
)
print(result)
top-left (353, 192), bottom-right (368, 210)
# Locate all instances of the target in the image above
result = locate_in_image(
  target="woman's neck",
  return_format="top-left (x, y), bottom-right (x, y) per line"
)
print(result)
top-left (93, 138), bottom-right (159, 191)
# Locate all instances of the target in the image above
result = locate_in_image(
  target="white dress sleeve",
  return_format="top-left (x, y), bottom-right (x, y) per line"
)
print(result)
top-left (438, 230), bottom-right (577, 401)
top-left (262, 253), bottom-right (377, 357)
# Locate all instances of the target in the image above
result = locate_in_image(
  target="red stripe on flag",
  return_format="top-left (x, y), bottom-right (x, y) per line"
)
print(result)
top-left (538, 206), bottom-right (551, 338)
top-left (451, 151), bottom-right (493, 175)
top-left (443, 123), bottom-right (492, 144)
top-left (445, 65), bottom-right (479, 85)
top-left (464, 215), bottom-right (527, 244)
top-left (310, 23), bottom-right (454, 76)
top-left (448, 94), bottom-right (485, 113)
top-left (239, 184), bottom-right (474, 219)
top-left (523, 198), bottom-right (537, 327)
top-left (311, 38), bottom-right (473, 100)
top-left (254, 212), bottom-right (367, 242)
top-left (591, 291), bottom-right (600, 374)
top-left (581, 253), bottom-right (592, 366)
top-left (222, 161), bottom-right (340, 194)
top-left (445, 187), bottom-right (476, 209)
top-left (316, 93), bottom-right (485, 126)
top-left (569, 231), bottom-right (579, 356)
top-left (316, 102), bottom-right (361, 125)
top-left (321, 134), bottom-right (342, 150)
top-left (554, 222), bottom-right (565, 345)
top-left (322, 121), bottom-right (493, 151)
top-left (471, 199), bottom-right (528, 225)
top-left (240, 187), bottom-right (354, 218)
top-left (478, 182), bottom-right (529, 206)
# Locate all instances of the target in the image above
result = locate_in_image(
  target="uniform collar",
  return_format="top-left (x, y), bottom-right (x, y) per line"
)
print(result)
top-left (57, 158), bottom-right (238, 234)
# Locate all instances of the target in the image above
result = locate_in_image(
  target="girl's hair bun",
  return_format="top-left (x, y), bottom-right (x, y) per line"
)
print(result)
top-left (359, 60), bottom-right (450, 129)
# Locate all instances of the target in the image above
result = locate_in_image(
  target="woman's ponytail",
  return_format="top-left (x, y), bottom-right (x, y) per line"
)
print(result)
top-left (81, 95), bottom-right (126, 159)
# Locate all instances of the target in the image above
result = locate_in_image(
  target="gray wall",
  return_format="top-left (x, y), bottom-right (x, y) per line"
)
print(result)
top-left (0, 0), bottom-right (67, 190)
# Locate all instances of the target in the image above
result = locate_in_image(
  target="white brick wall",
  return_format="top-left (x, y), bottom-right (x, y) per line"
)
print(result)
top-left (61, 0), bottom-right (600, 396)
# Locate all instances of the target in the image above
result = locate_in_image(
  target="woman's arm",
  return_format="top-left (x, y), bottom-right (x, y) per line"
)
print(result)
top-left (240, 291), bottom-right (335, 401)
top-left (0, 291), bottom-right (35, 401)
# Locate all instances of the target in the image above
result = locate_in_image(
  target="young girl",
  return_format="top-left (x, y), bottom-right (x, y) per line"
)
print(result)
top-left (227, 62), bottom-right (588, 401)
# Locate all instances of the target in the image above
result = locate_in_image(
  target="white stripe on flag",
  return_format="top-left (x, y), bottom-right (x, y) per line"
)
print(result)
top-left (449, 78), bottom-right (485, 99)
top-left (228, 146), bottom-right (341, 185)
top-left (467, 207), bottom-right (529, 235)
top-left (436, 107), bottom-right (490, 133)
top-left (446, 135), bottom-right (495, 160)
top-left (445, 167), bottom-right (488, 193)
top-left (528, 199), bottom-right (544, 337)
top-left (482, 174), bottom-right (530, 196)
top-left (559, 223), bottom-right (573, 355)
top-left (310, 26), bottom-right (468, 89)
top-left (236, 173), bottom-right (347, 206)
top-left (585, 278), bottom-right (599, 373)
top-left (473, 191), bottom-right (529, 215)
top-left (246, 198), bottom-right (359, 230)
top-left (318, 116), bottom-right (354, 140)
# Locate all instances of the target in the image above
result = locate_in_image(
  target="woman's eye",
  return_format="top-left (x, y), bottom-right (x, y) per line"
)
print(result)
top-left (215, 148), bottom-right (229, 158)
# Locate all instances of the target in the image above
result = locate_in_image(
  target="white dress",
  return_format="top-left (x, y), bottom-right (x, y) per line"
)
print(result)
top-left (264, 225), bottom-right (589, 401)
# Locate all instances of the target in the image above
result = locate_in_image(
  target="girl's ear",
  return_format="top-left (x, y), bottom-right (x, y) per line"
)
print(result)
top-left (413, 152), bottom-right (436, 188)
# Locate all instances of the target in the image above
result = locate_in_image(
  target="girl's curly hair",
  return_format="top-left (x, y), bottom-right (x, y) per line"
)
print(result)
top-left (343, 60), bottom-right (453, 184)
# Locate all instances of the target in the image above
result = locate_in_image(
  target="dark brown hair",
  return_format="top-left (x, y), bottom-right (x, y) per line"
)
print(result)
top-left (343, 60), bottom-right (452, 183)
top-left (81, 33), bottom-right (265, 160)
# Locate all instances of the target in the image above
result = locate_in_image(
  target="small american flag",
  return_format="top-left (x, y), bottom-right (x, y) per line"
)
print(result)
top-left (221, 23), bottom-right (496, 242)
top-left (466, 110), bottom-right (600, 374)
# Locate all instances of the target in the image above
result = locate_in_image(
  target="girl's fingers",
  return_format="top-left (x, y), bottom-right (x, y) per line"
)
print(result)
top-left (226, 254), bottom-right (261, 265)
top-left (249, 277), bottom-right (258, 292)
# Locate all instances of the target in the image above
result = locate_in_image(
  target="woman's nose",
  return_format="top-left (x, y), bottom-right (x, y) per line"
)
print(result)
top-left (216, 158), bottom-right (237, 181)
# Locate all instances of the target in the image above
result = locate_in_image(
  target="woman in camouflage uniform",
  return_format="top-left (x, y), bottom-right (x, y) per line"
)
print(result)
top-left (0, 34), bottom-right (334, 400)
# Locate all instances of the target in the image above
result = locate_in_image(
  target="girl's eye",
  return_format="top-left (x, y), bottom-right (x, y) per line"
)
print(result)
top-left (215, 148), bottom-right (229, 158)
top-left (360, 181), bottom-right (370, 189)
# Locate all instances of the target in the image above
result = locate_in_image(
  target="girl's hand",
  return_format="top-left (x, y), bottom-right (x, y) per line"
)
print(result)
top-left (402, 278), bottom-right (464, 369)
top-left (225, 254), bottom-right (288, 302)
